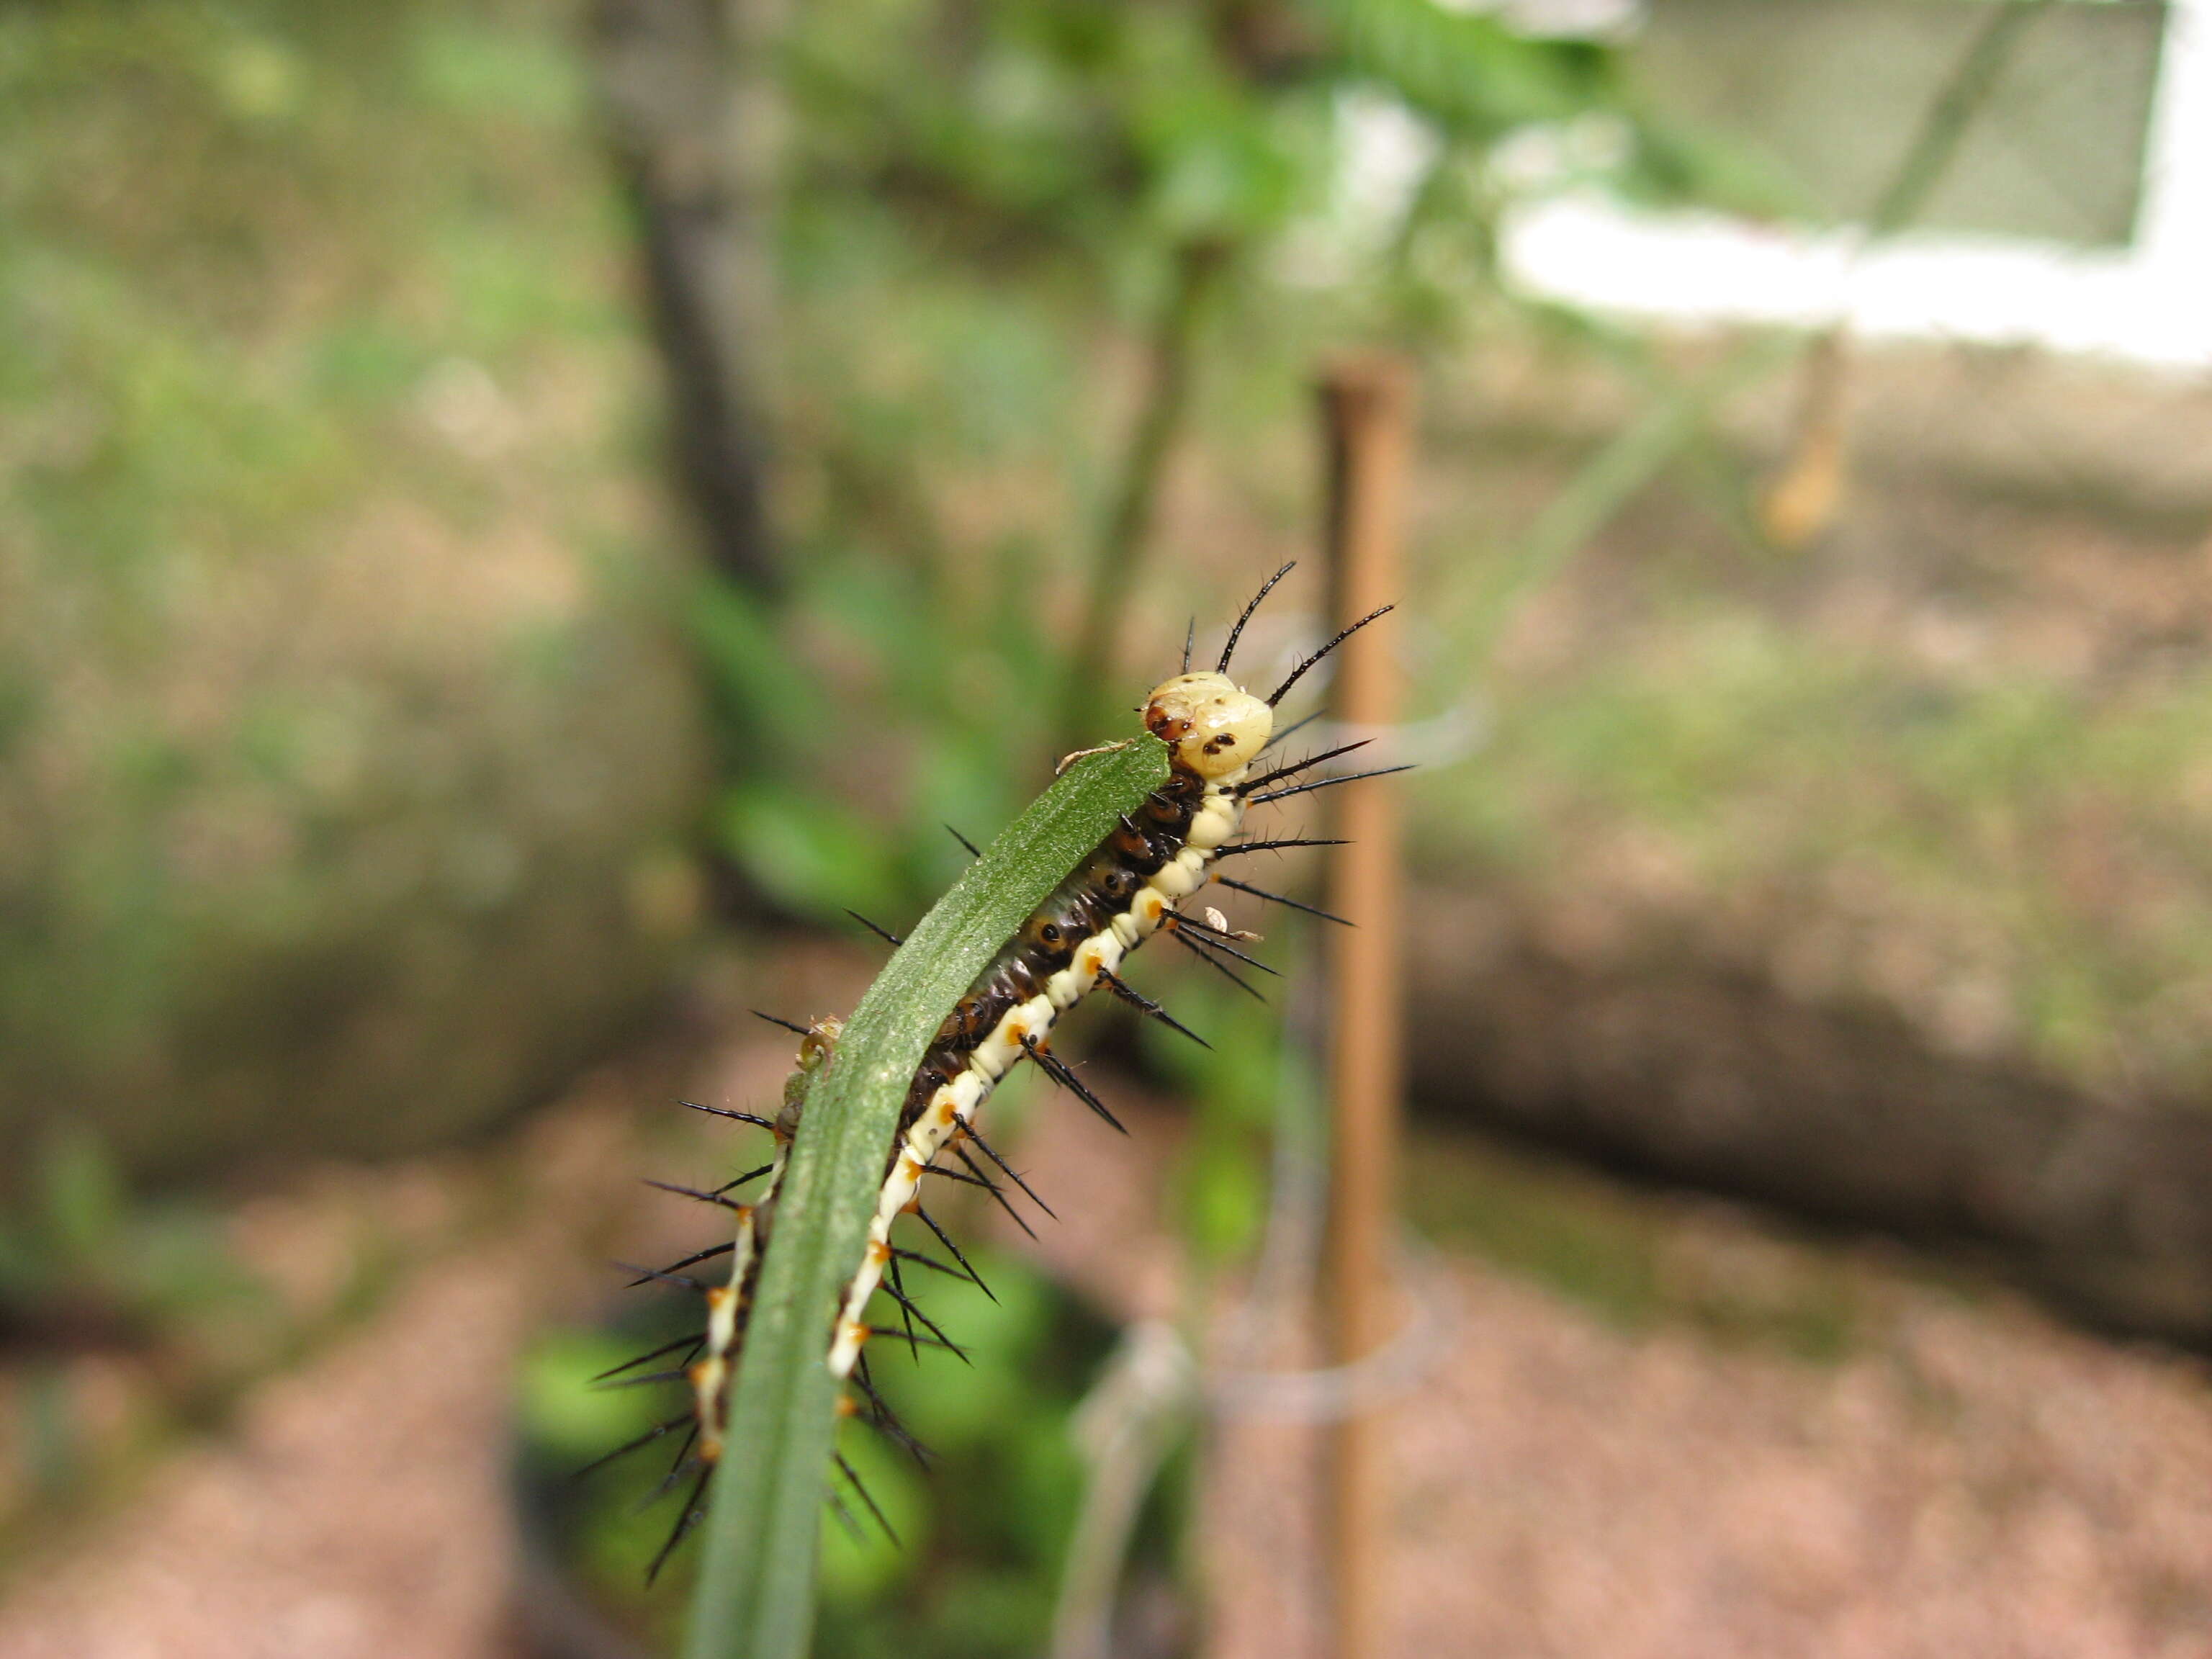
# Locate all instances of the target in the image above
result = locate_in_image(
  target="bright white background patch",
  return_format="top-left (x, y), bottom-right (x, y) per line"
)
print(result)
top-left (1499, 0), bottom-right (2212, 369)
top-left (1314, 0), bottom-right (2212, 371)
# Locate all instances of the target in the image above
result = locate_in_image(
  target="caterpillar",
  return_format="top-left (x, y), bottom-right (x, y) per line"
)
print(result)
top-left (591, 562), bottom-right (1398, 1576)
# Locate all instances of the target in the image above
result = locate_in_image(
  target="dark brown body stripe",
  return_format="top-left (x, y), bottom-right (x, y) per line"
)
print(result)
top-left (902, 770), bottom-right (1203, 1132)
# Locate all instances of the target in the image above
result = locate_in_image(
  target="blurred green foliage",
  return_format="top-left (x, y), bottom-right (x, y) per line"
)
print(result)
top-left (515, 1249), bottom-right (1128, 1659)
top-left (1413, 590), bottom-right (2212, 1101)
top-left (0, 1130), bottom-right (266, 1344)
top-left (703, 0), bottom-right (1753, 921)
top-left (0, 1126), bottom-right (292, 1540)
top-left (1142, 973), bottom-right (1296, 1269)
top-left (0, 0), bottom-right (703, 1183)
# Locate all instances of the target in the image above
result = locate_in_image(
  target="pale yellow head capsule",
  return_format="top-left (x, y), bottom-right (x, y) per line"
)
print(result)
top-left (1142, 671), bottom-right (1273, 780)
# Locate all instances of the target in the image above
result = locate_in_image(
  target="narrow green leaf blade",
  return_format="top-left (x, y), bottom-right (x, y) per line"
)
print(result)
top-left (682, 737), bottom-right (1170, 1659)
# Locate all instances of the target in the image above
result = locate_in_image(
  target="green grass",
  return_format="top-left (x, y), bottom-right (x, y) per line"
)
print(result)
top-left (1404, 1125), bottom-right (1902, 1366)
top-left (0, 0), bottom-right (698, 1180)
top-left (1413, 595), bottom-right (2212, 1102)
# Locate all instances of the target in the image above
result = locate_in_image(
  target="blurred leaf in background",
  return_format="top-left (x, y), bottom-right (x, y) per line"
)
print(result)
top-left (1141, 972), bottom-right (1292, 1271)
top-left (515, 1249), bottom-right (1124, 1659)
top-left (0, 1125), bottom-right (288, 1539)
top-left (0, 1130), bottom-right (260, 1353)
top-left (699, 0), bottom-right (1740, 920)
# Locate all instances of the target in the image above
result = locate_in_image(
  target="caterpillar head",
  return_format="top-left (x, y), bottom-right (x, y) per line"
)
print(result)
top-left (1143, 671), bottom-right (1272, 781)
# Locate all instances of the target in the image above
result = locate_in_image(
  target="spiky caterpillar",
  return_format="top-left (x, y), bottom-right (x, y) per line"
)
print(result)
top-left (599, 563), bottom-right (1399, 1574)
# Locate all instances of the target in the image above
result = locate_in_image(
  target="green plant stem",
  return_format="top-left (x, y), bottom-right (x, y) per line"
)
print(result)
top-left (1867, 0), bottom-right (2052, 240)
top-left (1459, 334), bottom-right (1800, 667)
top-left (681, 737), bottom-right (1172, 1659)
top-left (1057, 240), bottom-right (1226, 757)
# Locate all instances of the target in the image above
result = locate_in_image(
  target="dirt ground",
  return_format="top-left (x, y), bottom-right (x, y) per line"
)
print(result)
top-left (4, 1027), bottom-right (2212, 1659)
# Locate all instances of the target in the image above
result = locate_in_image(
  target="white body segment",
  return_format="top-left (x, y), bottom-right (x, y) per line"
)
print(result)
top-left (824, 764), bottom-right (1251, 1378)
top-left (691, 1141), bottom-right (782, 1461)
top-left (688, 1016), bottom-right (833, 1464)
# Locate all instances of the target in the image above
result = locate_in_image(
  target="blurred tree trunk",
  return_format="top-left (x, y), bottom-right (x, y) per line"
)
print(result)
top-left (1404, 889), bottom-right (2212, 1349)
top-left (593, 0), bottom-right (784, 593)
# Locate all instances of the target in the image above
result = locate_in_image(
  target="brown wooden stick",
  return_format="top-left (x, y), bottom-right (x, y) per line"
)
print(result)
top-left (1318, 355), bottom-right (1414, 1659)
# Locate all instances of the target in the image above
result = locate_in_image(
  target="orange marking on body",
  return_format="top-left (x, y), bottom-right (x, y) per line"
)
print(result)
top-left (704, 1286), bottom-right (731, 1311)
top-left (936, 1096), bottom-right (958, 1124)
top-left (868, 1238), bottom-right (891, 1265)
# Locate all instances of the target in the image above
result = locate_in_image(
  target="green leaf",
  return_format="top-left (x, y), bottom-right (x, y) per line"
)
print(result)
top-left (720, 783), bottom-right (907, 922)
top-left (40, 1128), bottom-right (124, 1267)
top-left (1316, 0), bottom-right (1619, 138)
top-left (682, 735), bottom-right (1171, 1659)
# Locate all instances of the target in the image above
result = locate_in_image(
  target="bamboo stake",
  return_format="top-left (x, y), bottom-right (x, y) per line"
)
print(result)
top-left (1318, 356), bottom-right (1414, 1659)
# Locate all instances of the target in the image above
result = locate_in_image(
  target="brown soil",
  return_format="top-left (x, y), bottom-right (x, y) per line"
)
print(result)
top-left (6, 1023), bottom-right (2212, 1658)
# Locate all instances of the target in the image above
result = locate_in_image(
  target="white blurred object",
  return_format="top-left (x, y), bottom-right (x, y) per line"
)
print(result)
top-left (1500, 0), bottom-right (2212, 369)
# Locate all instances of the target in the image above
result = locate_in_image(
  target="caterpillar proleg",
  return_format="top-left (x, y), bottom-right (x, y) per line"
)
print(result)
top-left (596, 563), bottom-right (1398, 1584)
